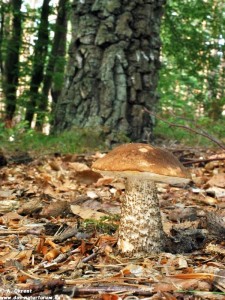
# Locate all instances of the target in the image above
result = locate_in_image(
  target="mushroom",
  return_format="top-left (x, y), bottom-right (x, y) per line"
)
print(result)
top-left (92, 143), bottom-right (190, 257)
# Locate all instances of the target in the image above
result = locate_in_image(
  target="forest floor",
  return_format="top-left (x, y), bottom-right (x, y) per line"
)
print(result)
top-left (0, 144), bottom-right (225, 300)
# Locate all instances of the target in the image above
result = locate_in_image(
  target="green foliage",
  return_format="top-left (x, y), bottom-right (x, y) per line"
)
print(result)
top-left (154, 114), bottom-right (225, 147)
top-left (159, 0), bottom-right (225, 121)
top-left (0, 124), bottom-right (106, 155)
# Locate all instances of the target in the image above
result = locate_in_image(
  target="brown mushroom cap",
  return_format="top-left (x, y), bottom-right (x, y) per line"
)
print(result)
top-left (92, 143), bottom-right (190, 184)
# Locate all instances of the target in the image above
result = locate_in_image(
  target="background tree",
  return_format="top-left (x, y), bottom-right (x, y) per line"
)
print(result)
top-left (1, 0), bottom-right (23, 123)
top-left (0, 0), bottom-right (7, 82)
top-left (37, 0), bottom-right (69, 129)
top-left (50, 0), bottom-right (69, 109)
top-left (25, 0), bottom-right (50, 127)
top-left (53, 0), bottom-right (166, 143)
top-left (159, 0), bottom-right (225, 121)
top-left (0, 0), bottom-right (224, 145)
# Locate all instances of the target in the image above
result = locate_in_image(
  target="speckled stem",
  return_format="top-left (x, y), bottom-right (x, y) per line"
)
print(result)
top-left (118, 177), bottom-right (164, 256)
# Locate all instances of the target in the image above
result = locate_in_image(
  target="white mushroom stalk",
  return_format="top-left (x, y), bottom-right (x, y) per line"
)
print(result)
top-left (118, 177), bottom-right (163, 255)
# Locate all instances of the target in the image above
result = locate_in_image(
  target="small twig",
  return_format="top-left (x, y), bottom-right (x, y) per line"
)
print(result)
top-left (82, 250), bottom-right (98, 263)
top-left (183, 157), bottom-right (225, 165)
top-left (61, 284), bottom-right (154, 297)
top-left (144, 108), bottom-right (225, 150)
top-left (0, 230), bottom-right (29, 236)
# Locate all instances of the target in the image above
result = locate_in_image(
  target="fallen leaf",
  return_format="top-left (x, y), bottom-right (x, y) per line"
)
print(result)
top-left (208, 173), bottom-right (225, 188)
top-left (68, 162), bottom-right (90, 171)
top-left (0, 190), bottom-right (14, 199)
top-left (44, 248), bottom-right (60, 261)
top-left (102, 294), bottom-right (119, 300)
top-left (95, 177), bottom-right (114, 187)
top-left (48, 159), bottom-right (62, 171)
top-left (0, 250), bottom-right (33, 266)
top-left (71, 204), bottom-right (107, 220)
top-left (86, 190), bottom-right (99, 199)
top-left (1, 212), bottom-right (22, 224)
top-left (0, 200), bottom-right (20, 214)
top-left (75, 170), bottom-right (102, 184)
top-left (206, 187), bottom-right (225, 198)
top-left (41, 201), bottom-right (70, 218)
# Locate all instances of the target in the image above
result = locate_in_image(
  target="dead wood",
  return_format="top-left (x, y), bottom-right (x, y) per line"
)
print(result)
top-left (183, 157), bottom-right (225, 165)
top-left (60, 284), bottom-right (153, 297)
top-left (144, 108), bottom-right (225, 149)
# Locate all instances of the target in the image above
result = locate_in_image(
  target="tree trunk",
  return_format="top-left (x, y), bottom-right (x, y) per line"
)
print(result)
top-left (0, 0), bottom-right (6, 78)
top-left (25, 0), bottom-right (50, 127)
top-left (3, 0), bottom-right (22, 123)
top-left (53, 0), bottom-right (165, 143)
top-left (37, 0), bottom-right (68, 129)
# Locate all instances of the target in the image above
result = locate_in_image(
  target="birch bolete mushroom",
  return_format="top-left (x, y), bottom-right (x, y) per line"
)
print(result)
top-left (92, 143), bottom-right (190, 256)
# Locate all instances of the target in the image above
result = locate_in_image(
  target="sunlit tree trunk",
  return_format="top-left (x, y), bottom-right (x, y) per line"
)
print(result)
top-left (53, 0), bottom-right (165, 143)
top-left (25, 0), bottom-right (50, 127)
top-left (36, 0), bottom-right (68, 130)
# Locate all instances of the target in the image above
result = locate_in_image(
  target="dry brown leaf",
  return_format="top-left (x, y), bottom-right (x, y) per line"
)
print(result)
top-left (44, 248), bottom-right (60, 261)
top-left (1, 212), bottom-right (22, 224)
top-left (121, 264), bottom-right (147, 277)
top-left (0, 190), bottom-right (14, 199)
top-left (208, 173), bottom-right (225, 188)
top-left (95, 177), bottom-right (114, 187)
top-left (0, 200), bottom-right (20, 213)
top-left (68, 162), bottom-right (90, 171)
top-left (194, 195), bottom-right (218, 205)
top-left (101, 202), bottom-right (121, 215)
top-left (60, 244), bottom-right (73, 253)
top-left (161, 292), bottom-right (177, 300)
top-left (71, 204), bottom-right (107, 220)
top-left (17, 198), bottom-right (43, 215)
top-left (206, 187), bottom-right (225, 198)
top-left (205, 161), bottom-right (222, 170)
top-left (80, 199), bottom-right (102, 210)
top-left (41, 200), bottom-right (70, 217)
top-left (36, 237), bottom-right (46, 254)
top-left (0, 250), bottom-right (32, 266)
top-left (48, 159), bottom-right (61, 171)
top-left (46, 239), bottom-right (58, 249)
top-left (17, 274), bottom-right (29, 283)
top-left (102, 294), bottom-right (119, 300)
top-left (96, 235), bottom-right (117, 248)
top-left (75, 170), bottom-right (102, 184)
top-left (86, 190), bottom-right (99, 199)
top-left (153, 277), bottom-right (204, 292)
top-left (205, 243), bottom-right (225, 255)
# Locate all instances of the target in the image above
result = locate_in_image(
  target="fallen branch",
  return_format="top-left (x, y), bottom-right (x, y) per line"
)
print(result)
top-left (61, 284), bottom-right (154, 297)
top-left (183, 157), bottom-right (225, 165)
top-left (144, 108), bottom-right (225, 150)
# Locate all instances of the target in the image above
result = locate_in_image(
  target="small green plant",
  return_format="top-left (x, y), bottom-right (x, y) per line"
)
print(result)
top-left (82, 215), bottom-right (120, 235)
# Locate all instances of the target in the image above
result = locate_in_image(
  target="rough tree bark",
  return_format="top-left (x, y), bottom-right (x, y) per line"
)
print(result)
top-left (53, 0), bottom-right (165, 143)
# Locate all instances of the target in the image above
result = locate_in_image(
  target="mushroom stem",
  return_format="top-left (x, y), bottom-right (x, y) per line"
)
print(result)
top-left (117, 177), bottom-right (164, 256)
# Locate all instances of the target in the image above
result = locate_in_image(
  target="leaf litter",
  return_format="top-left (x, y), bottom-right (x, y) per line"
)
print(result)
top-left (0, 147), bottom-right (225, 299)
